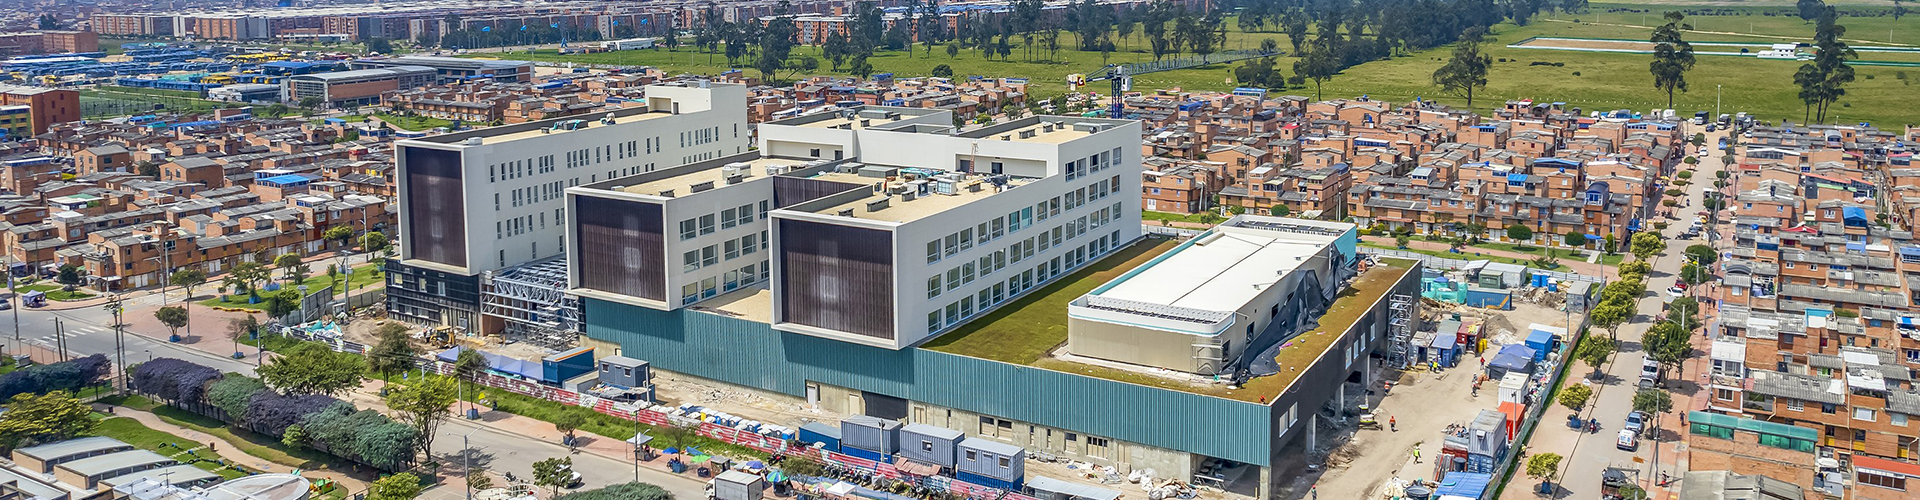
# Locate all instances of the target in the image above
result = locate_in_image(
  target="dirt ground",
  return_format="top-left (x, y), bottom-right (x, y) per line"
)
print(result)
top-left (648, 371), bottom-right (849, 428)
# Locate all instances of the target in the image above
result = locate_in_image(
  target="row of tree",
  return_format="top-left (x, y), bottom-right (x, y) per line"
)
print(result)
top-left (0, 354), bottom-right (110, 402)
top-left (131, 356), bottom-right (424, 471)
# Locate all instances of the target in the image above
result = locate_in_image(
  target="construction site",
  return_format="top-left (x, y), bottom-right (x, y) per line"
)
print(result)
top-left (1269, 259), bottom-right (1599, 500)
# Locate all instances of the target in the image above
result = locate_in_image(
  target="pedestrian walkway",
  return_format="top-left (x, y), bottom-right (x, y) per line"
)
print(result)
top-left (1356, 236), bottom-right (1611, 277)
top-left (99, 405), bottom-right (371, 493)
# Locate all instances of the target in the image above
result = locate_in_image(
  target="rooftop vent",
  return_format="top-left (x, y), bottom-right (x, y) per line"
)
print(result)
top-left (1041, 123), bottom-right (1055, 133)
top-left (689, 181), bottom-right (714, 193)
top-left (1000, 135), bottom-right (1012, 141)
top-left (464, 137), bottom-right (483, 146)
top-left (658, 189), bottom-right (675, 197)
top-left (837, 208), bottom-right (855, 217)
top-left (859, 119), bottom-right (872, 127)
top-left (901, 190), bottom-right (918, 202)
top-left (866, 198), bottom-right (891, 212)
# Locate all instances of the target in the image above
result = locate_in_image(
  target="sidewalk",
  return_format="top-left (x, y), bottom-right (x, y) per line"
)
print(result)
top-left (99, 405), bottom-right (372, 493)
top-left (35, 249), bottom-right (373, 312)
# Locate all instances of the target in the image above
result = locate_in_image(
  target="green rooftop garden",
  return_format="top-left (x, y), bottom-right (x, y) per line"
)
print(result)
top-left (924, 233), bottom-right (1418, 404)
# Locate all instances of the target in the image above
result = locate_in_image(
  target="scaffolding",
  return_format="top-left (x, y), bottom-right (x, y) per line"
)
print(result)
top-left (481, 257), bottom-right (581, 352)
top-left (1387, 292), bottom-right (1415, 368)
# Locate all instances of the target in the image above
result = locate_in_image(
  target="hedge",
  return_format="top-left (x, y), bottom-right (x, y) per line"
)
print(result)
top-left (127, 358), bottom-right (419, 472)
top-left (0, 354), bottom-right (109, 400)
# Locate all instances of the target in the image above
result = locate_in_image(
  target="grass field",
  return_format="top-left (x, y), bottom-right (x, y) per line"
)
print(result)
top-left (81, 89), bottom-right (225, 118)
top-left (93, 417), bottom-right (250, 480)
top-left (337, 113), bottom-right (454, 131)
top-left (19, 283), bottom-right (95, 301)
top-left (491, 3), bottom-right (1918, 126)
top-left (101, 394), bottom-right (358, 471)
top-left (199, 264), bottom-right (383, 311)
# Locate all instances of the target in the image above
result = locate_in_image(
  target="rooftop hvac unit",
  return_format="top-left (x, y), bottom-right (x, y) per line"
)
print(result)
top-left (1000, 135), bottom-right (1012, 141)
top-left (726, 174), bottom-right (747, 184)
top-left (1041, 123), bottom-right (1055, 133)
top-left (966, 182), bottom-right (982, 193)
top-left (659, 189), bottom-right (675, 197)
top-left (690, 181), bottom-right (714, 193)
top-left (1018, 129), bottom-right (1036, 139)
top-left (866, 198), bottom-right (890, 212)
top-left (902, 190), bottom-right (917, 202)
top-left (859, 119), bottom-right (871, 127)
top-left (837, 208), bottom-right (855, 217)
top-left (1072, 122), bottom-right (1102, 132)
top-left (464, 137), bottom-right (483, 145)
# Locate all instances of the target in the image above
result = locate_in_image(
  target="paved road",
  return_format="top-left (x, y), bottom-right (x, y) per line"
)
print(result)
top-left (9, 279), bottom-right (714, 498)
top-left (1554, 124), bottom-right (1729, 497)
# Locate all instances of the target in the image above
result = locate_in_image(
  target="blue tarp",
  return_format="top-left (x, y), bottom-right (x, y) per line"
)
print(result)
top-left (1488, 344), bottom-right (1534, 374)
top-left (435, 346), bottom-right (542, 379)
top-left (1430, 333), bottom-right (1457, 349)
top-left (261, 174), bottom-right (309, 185)
top-left (1843, 206), bottom-right (1868, 225)
top-left (1507, 173), bottom-right (1529, 182)
top-left (1434, 472), bottom-right (1494, 498)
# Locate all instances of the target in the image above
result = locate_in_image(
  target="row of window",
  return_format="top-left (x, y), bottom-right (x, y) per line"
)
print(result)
top-left (682, 126), bottom-right (725, 148)
top-left (973, 416), bottom-right (1113, 461)
top-left (679, 202), bottom-right (772, 241)
top-left (1064, 148), bottom-right (1123, 181)
top-left (681, 260), bottom-right (770, 305)
top-left (488, 155), bottom-right (557, 182)
top-left (495, 211), bottom-right (551, 239)
top-left (928, 232), bottom-right (1120, 334)
top-left (500, 181), bottom-right (567, 209)
top-left (928, 208), bottom-right (1115, 299)
top-left (681, 232), bottom-right (768, 273)
top-left (925, 178), bottom-right (1121, 265)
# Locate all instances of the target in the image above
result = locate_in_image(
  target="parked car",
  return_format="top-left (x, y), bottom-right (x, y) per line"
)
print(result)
top-left (1639, 358), bottom-right (1663, 388)
top-left (1617, 429), bottom-right (1639, 451)
top-left (1624, 411), bottom-right (1647, 435)
top-left (1667, 286), bottom-right (1686, 298)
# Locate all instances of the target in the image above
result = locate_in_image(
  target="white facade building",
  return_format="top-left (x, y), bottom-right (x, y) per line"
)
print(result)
top-left (388, 82), bottom-right (748, 329)
top-left (564, 106), bottom-right (1142, 350)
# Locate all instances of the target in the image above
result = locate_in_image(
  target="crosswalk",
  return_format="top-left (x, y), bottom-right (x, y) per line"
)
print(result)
top-left (31, 325), bottom-right (109, 346)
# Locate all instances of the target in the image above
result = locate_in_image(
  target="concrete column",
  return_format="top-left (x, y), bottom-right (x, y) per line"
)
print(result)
top-left (1338, 382), bottom-right (1346, 415)
top-left (1308, 414), bottom-right (1317, 451)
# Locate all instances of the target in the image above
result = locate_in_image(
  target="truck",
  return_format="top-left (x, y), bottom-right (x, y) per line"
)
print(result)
top-left (1694, 111), bottom-right (1709, 124)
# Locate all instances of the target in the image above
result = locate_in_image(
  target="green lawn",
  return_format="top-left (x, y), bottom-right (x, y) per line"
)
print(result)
top-left (923, 237), bottom-right (1179, 364)
top-left (100, 395), bottom-right (350, 470)
top-left (1140, 211), bottom-right (1216, 224)
top-left (335, 113), bottom-right (455, 131)
top-left (200, 264), bottom-right (384, 311)
top-left (488, 3), bottom-right (1919, 126)
top-left (92, 417), bottom-right (250, 480)
top-left (19, 283), bottom-right (96, 301)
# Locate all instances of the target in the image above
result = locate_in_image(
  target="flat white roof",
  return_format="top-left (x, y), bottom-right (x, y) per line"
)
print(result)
top-left (1098, 224), bottom-right (1342, 310)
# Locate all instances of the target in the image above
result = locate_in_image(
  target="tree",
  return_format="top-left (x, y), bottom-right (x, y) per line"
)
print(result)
top-left (56, 265), bottom-right (84, 291)
top-left (555, 483), bottom-right (674, 500)
top-left (849, 53), bottom-right (873, 79)
top-left (1589, 301), bottom-right (1634, 340)
top-left (275, 253), bottom-right (307, 285)
top-left (945, 43), bottom-right (959, 59)
top-left (931, 64), bottom-right (954, 78)
top-left (368, 472), bottom-right (423, 500)
top-left (1797, 6), bottom-right (1855, 123)
top-left (553, 412), bottom-right (588, 446)
top-left (154, 306), bottom-right (189, 339)
top-left (264, 289), bottom-right (302, 320)
top-left (1796, 0), bottom-right (1824, 21)
top-left (227, 261), bottom-right (270, 300)
top-left (1394, 234), bottom-right (1411, 249)
top-left (1573, 335), bottom-right (1616, 379)
top-left (1293, 39), bottom-right (1339, 100)
top-left (36, 15), bottom-right (60, 30)
top-left (1506, 224), bottom-right (1534, 243)
top-left (1684, 244), bottom-right (1718, 266)
top-left (468, 469), bottom-right (496, 491)
top-left (453, 348), bottom-right (488, 413)
top-left (366, 38), bottom-right (395, 54)
top-left (170, 268), bottom-right (207, 300)
top-left (1641, 320), bottom-right (1692, 375)
top-left (1679, 262), bottom-right (1711, 287)
top-left (1648, 12), bottom-right (1695, 108)
top-left (1525, 452), bottom-right (1562, 490)
top-left (1563, 232), bottom-right (1587, 248)
top-left (1270, 205), bottom-right (1291, 217)
top-left (1668, 296), bottom-right (1702, 331)
top-left (1557, 383), bottom-right (1592, 410)
top-left (1619, 260), bottom-right (1652, 282)
top-left (1603, 234), bottom-right (1618, 254)
top-left (300, 97), bottom-right (324, 109)
top-left (1630, 232), bottom-right (1663, 261)
top-left (227, 315), bottom-right (261, 359)
top-left (385, 374), bottom-right (458, 460)
top-left (0, 391), bottom-right (95, 451)
top-left (1633, 388), bottom-right (1674, 416)
top-left (1432, 28), bottom-right (1492, 108)
top-left (324, 225), bottom-right (355, 251)
top-left (367, 324), bottom-right (416, 381)
top-left (533, 457), bottom-right (575, 497)
top-left (258, 342), bottom-right (367, 396)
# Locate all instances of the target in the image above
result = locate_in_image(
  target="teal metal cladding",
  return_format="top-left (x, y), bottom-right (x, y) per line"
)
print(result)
top-left (585, 298), bottom-right (1273, 464)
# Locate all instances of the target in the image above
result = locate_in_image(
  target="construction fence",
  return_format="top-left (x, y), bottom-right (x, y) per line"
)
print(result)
top-left (417, 358), bottom-right (1044, 500)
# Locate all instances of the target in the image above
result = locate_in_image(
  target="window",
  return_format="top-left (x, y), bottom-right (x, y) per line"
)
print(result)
top-left (742, 234), bottom-right (757, 255)
top-left (922, 440), bottom-right (934, 452)
top-left (947, 268), bottom-right (962, 291)
top-left (928, 276), bottom-right (942, 298)
top-left (962, 263), bottom-right (975, 284)
top-left (928, 311), bottom-right (942, 333)
top-left (1787, 399), bottom-right (1804, 411)
top-left (928, 241), bottom-right (942, 264)
top-left (702, 245), bottom-right (718, 267)
top-left (965, 450), bottom-right (978, 461)
top-left (736, 205), bottom-right (753, 226)
top-left (945, 234), bottom-right (960, 256)
top-left (724, 240), bottom-right (740, 260)
top-left (959, 229), bottom-right (973, 251)
top-left (961, 296), bottom-right (974, 317)
top-left (699, 214), bottom-right (716, 235)
top-left (998, 457), bottom-right (1010, 468)
top-left (1860, 470), bottom-right (1907, 491)
top-left (683, 251), bottom-right (700, 273)
top-left (721, 208), bottom-right (738, 229)
top-left (1894, 412), bottom-right (1910, 427)
top-left (1855, 407), bottom-right (1877, 422)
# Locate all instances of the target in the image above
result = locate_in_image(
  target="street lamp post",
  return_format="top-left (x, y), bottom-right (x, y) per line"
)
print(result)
top-left (105, 294), bottom-right (125, 390)
top-left (464, 428), bottom-right (481, 500)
